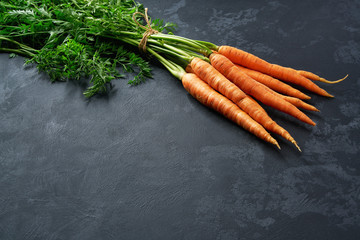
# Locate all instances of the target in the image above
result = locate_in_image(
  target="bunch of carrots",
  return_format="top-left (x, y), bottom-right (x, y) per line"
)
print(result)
top-left (136, 10), bottom-right (346, 151)
top-left (158, 45), bottom-right (346, 151)
top-left (0, 1), bottom-right (347, 151)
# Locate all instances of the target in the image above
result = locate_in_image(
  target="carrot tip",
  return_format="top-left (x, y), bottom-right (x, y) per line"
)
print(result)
top-left (319, 74), bottom-right (348, 84)
top-left (292, 140), bottom-right (302, 152)
top-left (305, 118), bottom-right (317, 126)
top-left (275, 142), bottom-right (281, 150)
top-left (320, 90), bottom-right (334, 98)
top-left (307, 105), bottom-right (320, 112)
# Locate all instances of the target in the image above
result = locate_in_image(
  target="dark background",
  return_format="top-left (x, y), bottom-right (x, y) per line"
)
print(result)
top-left (1, 0), bottom-right (360, 239)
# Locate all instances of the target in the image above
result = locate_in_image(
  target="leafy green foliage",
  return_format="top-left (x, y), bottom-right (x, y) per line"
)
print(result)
top-left (0, 0), bottom-right (176, 97)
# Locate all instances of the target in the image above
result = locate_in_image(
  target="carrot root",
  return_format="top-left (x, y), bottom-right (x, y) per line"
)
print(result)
top-left (298, 71), bottom-right (348, 84)
top-left (292, 140), bottom-right (301, 152)
top-left (318, 74), bottom-right (348, 84)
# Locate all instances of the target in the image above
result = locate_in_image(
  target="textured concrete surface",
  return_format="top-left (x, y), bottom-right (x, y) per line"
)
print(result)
top-left (1, 0), bottom-right (360, 239)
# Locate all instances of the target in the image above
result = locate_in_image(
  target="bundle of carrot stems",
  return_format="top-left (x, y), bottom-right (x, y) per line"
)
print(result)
top-left (0, 1), bottom-right (347, 151)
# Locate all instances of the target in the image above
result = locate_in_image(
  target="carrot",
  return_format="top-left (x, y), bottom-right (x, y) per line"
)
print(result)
top-left (209, 52), bottom-right (316, 126)
top-left (297, 70), bottom-right (348, 84)
top-left (218, 46), bottom-right (334, 97)
top-left (181, 73), bottom-right (280, 149)
top-left (233, 66), bottom-right (318, 111)
top-left (232, 65), bottom-right (318, 111)
top-left (279, 94), bottom-right (319, 112)
top-left (235, 65), bottom-right (311, 100)
top-left (188, 59), bottom-right (301, 150)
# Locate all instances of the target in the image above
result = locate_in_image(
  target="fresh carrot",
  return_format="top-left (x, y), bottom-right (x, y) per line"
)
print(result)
top-left (209, 52), bottom-right (316, 126)
top-left (297, 70), bottom-right (348, 84)
top-left (217, 46), bottom-right (334, 97)
top-left (279, 94), bottom-right (319, 112)
top-left (188, 59), bottom-right (301, 150)
top-left (235, 65), bottom-right (311, 100)
top-left (233, 65), bottom-right (318, 111)
top-left (182, 73), bottom-right (280, 149)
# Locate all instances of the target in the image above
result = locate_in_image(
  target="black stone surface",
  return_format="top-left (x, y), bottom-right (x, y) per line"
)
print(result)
top-left (1, 0), bottom-right (360, 239)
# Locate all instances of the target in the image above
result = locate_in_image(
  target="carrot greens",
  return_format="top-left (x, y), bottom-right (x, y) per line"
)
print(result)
top-left (0, 0), bottom-right (179, 96)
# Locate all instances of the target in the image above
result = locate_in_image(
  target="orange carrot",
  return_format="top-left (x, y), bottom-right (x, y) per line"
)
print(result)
top-left (182, 73), bottom-right (280, 148)
top-left (297, 70), bottom-right (348, 84)
top-left (218, 46), bottom-right (334, 97)
top-left (235, 65), bottom-right (311, 100)
top-left (233, 65), bottom-right (318, 111)
top-left (279, 94), bottom-right (319, 112)
top-left (209, 52), bottom-right (316, 126)
top-left (188, 59), bottom-right (300, 150)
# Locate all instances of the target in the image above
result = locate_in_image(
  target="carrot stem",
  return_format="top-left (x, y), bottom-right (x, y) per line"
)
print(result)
top-left (0, 36), bottom-right (38, 56)
top-left (150, 33), bottom-right (212, 56)
top-left (147, 47), bottom-right (185, 80)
